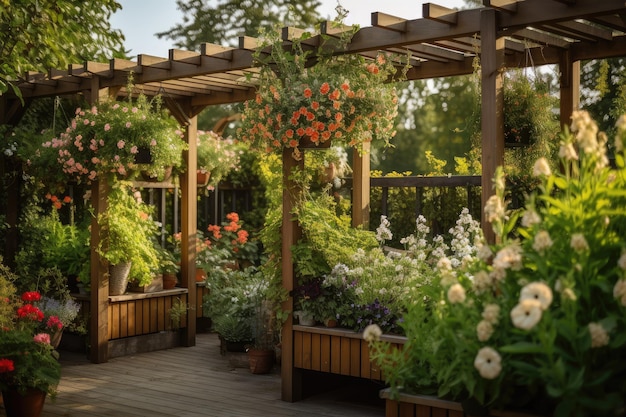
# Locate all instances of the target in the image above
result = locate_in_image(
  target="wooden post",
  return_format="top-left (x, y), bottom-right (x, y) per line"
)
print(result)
top-left (180, 113), bottom-right (198, 347)
top-left (352, 142), bottom-right (371, 228)
top-left (480, 9), bottom-right (505, 244)
top-left (90, 178), bottom-right (109, 363)
top-left (281, 148), bottom-right (304, 402)
top-left (559, 50), bottom-right (580, 129)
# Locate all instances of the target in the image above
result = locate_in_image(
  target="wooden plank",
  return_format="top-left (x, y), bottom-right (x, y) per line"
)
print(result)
top-left (157, 297), bottom-right (166, 332)
top-left (134, 300), bottom-right (142, 336)
top-left (127, 301), bottom-right (136, 337)
top-left (150, 298), bottom-right (158, 333)
top-left (386, 400), bottom-right (400, 417)
top-left (120, 302), bottom-right (128, 338)
top-left (432, 407), bottom-right (448, 417)
top-left (302, 332), bottom-right (312, 370)
top-left (320, 334), bottom-right (331, 373)
top-left (340, 337), bottom-right (351, 376)
top-left (352, 143), bottom-right (370, 228)
top-left (416, 404), bottom-right (431, 417)
top-left (142, 299), bottom-right (150, 334)
top-left (399, 401), bottom-right (415, 417)
top-left (330, 335), bottom-right (342, 374)
top-left (311, 333), bottom-right (321, 371)
top-left (350, 338), bottom-right (361, 377)
top-left (293, 331), bottom-right (303, 368)
top-left (164, 297), bottom-right (173, 331)
top-left (110, 303), bottom-right (120, 340)
top-left (360, 340), bottom-right (371, 379)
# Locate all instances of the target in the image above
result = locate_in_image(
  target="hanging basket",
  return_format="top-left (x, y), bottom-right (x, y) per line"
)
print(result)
top-left (298, 136), bottom-right (332, 149)
top-left (197, 170), bottom-right (211, 187)
top-left (109, 262), bottom-right (132, 295)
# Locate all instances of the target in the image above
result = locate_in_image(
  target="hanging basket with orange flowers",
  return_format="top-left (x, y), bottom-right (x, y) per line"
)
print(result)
top-left (239, 9), bottom-right (407, 160)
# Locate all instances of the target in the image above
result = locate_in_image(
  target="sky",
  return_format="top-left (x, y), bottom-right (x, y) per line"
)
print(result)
top-left (110, 0), bottom-right (468, 57)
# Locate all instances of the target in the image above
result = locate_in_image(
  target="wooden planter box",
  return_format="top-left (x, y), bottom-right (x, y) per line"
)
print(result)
top-left (380, 389), bottom-right (543, 417)
top-left (293, 325), bottom-right (405, 381)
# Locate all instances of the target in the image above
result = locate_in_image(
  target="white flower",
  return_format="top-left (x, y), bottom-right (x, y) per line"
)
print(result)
top-left (362, 324), bottom-right (382, 343)
top-left (482, 304), bottom-right (500, 324)
top-left (474, 347), bottom-right (502, 379)
top-left (493, 245), bottom-right (523, 271)
top-left (532, 230), bottom-right (553, 253)
top-left (437, 257), bottom-right (452, 271)
top-left (476, 244), bottom-right (493, 262)
top-left (532, 157), bottom-right (552, 177)
top-left (558, 141), bottom-right (579, 161)
top-left (376, 215), bottom-right (393, 243)
top-left (510, 299), bottom-right (543, 330)
top-left (570, 233), bottom-right (589, 253)
top-left (521, 209), bottom-right (541, 228)
top-left (588, 322), bottom-right (610, 348)
top-left (476, 320), bottom-right (494, 342)
top-left (484, 195), bottom-right (505, 223)
top-left (472, 270), bottom-right (492, 293)
top-left (613, 279), bottom-right (626, 307)
top-left (520, 282), bottom-right (553, 310)
top-left (447, 283), bottom-right (466, 304)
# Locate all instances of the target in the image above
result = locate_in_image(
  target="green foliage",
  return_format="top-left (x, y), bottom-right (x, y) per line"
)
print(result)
top-left (157, 0), bottom-right (322, 49)
top-left (96, 182), bottom-right (160, 286)
top-left (196, 130), bottom-right (241, 187)
top-left (0, 0), bottom-right (125, 98)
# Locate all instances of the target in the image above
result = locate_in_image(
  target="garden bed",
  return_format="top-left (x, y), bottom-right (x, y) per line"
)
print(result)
top-left (293, 325), bottom-right (405, 380)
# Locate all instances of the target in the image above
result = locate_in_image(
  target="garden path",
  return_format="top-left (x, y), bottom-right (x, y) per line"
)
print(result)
top-left (13, 332), bottom-right (384, 417)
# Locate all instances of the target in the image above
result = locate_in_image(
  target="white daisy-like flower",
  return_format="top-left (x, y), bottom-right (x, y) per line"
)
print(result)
top-left (532, 230), bottom-right (553, 253)
top-left (520, 282), bottom-right (553, 310)
top-left (493, 245), bottom-right (523, 271)
top-left (476, 320), bottom-right (494, 342)
top-left (510, 299), bottom-right (543, 330)
top-left (447, 283), bottom-right (466, 304)
top-left (474, 347), bottom-right (502, 379)
top-left (532, 157), bottom-right (552, 177)
top-left (476, 244), bottom-right (493, 262)
top-left (482, 304), bottom-right (500, 324)
top-left (362, 324), bottom-right (382, 343)
top-left (484, 195), bottom-right (505, 223)
top-left (588, 322), bottom-right (610, 348)
top-left (570, 233), bottom-right (589, 253)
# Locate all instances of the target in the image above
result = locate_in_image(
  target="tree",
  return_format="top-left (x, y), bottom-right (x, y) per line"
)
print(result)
top-left (156, 0), bottom-right (322, 50)
top-left (0, 0), bottom-right (126, 98)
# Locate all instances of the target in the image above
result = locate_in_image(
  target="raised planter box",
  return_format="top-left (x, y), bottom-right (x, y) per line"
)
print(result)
top-left (380, 389), bottom-right (543, 417)
top-left (293, 325), bottom-right (405, 381)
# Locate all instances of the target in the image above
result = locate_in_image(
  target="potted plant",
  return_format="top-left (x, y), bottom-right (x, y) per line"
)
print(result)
top-left (44, 92), bottom-right (187, 184)
top-left (238, 8), bottom-right (406, 160)
top-left (0, 290), bottom-right (62, 417)
top-left (366, 111), bottom-right (626, 416)
top-left (96, 181), bottom-right (160, 295)
top-left (196, 130), bottom-right (241, 187)
top-left (169, 297), bottom-right (190, 330)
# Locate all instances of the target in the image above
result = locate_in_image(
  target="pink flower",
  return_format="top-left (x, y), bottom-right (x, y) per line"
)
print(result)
top-left (33, 333), bottom-right (51, 344)
top-left (130, 146), bottom-right (138, 154)
top-left (104, 123), bottom-right (111, 131)
top-left (125, 122), bottom-right (132, 128)
top-left (117, 140), bottom-right (125, 149)
top-left (150, 139), bottom-right (157, 146)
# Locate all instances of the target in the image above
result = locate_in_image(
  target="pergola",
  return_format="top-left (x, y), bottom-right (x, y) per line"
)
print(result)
top-left (2, 0), bottom-right (625, 401)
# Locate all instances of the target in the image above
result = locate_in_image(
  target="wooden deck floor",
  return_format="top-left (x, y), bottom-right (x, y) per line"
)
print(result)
top-left (5, 332), bottom-right (386, 417)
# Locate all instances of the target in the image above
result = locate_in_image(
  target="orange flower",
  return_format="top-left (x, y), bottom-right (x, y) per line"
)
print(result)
top-left (237, 229), bottom-right (249, 244)
top-left (306, 112), bottom-right (315, 121)
top-left (340, 82), bottom-right (350, 91)
top-left (286, 129), bottom-right (294, 138)
top-left (226, 212), bottom-right (239, 222)
top-left (329, 89), bottom-right (341, 100)
top-left (320, 82), bottom-right (330, 95)
top-left (289, 139), bottom-right (298, 148)
top-left (296, 127), bottom-right (305, 137)
top-left (311, 101), bottom-right (320, 110)
top-left (335, 113), bottom-right (343, 123)
top-left (63, 196), bottom-right (72, 204)
top-left (303, 88), bottom-right (312, 98)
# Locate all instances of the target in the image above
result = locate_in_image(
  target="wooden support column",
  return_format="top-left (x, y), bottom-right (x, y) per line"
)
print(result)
top-left (352, 142), bottom-right (370, 229)
top-left (559, 49), bottom-right (580, 129)
top-left (180, 111), bottom-right (197, 347)
top-left (89, 76), bottom-right (114, 364)
top-left (281, 148), bottom-right (304, 402)
top-left (480, 9), bottom-right (505, 244)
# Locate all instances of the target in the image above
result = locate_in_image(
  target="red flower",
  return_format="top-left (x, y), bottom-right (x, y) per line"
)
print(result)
top-left (303, 88), bottom-right (312, 98)
top-left (17, 304), bottom-right (44, 321)
top-left (0, 358), bottom-right (14, 373)
top-left (21, 291), bottom-right (41, 302)
top-left (47, 316), bottom-right (64, 330)
top-left (319, 83), bottom-right (330, 95)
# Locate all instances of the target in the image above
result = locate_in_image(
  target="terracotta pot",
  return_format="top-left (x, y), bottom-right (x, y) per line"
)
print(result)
top-left (248, 348), bottom-right (274, 374)
top-left (195, 267), bottom-right (207, 282)
top-left (1, 387), bottom-right (46, 417)
top-left (163, 273), bottom-right (177, 289)
top-left (324, 318), bottom-right (338, 328)
top-left (197, 170), bottom-right (211, 187)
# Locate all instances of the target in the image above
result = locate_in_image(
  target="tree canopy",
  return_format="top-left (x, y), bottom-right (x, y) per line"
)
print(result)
top-left (157, 0), bottom-right (323, 50)
top-left (0, 0), bottom-right (126, 98)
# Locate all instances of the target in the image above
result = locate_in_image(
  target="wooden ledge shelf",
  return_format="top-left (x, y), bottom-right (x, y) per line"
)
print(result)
top-left (109, 287), bottom-right (188, 302)
top-left (293, 325), bottom-right (407, 344)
